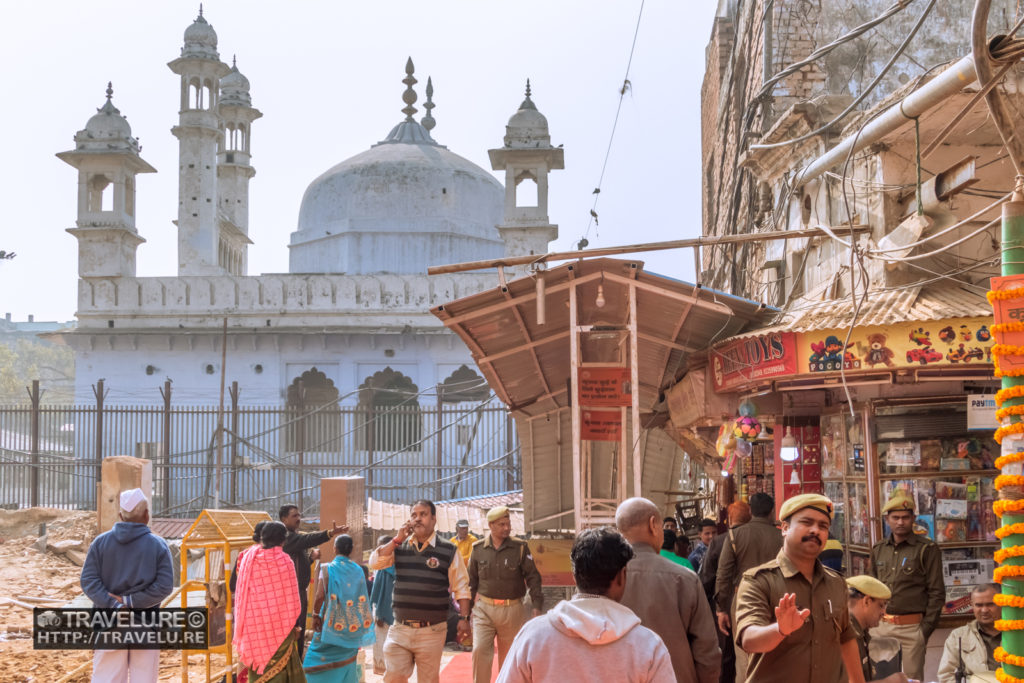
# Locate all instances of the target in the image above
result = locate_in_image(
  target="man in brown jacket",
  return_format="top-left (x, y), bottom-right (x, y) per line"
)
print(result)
top-left (617, 497), bottom-right (721, 683)
top-left (715, 493), bottom-right (782, 682)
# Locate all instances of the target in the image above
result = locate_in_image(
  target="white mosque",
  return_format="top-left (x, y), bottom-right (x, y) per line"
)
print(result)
top-left (56, 10), bottom-right (563, 410)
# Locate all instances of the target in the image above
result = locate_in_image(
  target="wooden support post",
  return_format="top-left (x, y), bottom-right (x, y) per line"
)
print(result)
top-left (569, 279), bottom-right (582, 531)
top-left (629, 280), bottom-right (642, 497)
top-left (230, 381), bottom-right (240, 506)
top-left (28, 379), bottom-right (40, 508)
top-left (160, 379), bottom-right (172, 512)
top-left (435, 385), bottom-right (444, 501)
top-left (93, 379), bottom-right (105, 485)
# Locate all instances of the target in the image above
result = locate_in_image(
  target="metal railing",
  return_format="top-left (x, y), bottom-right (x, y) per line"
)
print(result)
top-left (0, 389), bottom-right (518, 518)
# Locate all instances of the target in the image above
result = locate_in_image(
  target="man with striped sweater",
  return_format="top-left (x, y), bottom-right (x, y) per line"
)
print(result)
top-left (369, 499), bottom-right (472, 683)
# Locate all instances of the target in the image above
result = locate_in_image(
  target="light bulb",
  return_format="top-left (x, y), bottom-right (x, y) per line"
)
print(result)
top-left (595, 284), bottom-right (606, 308)
top-left (780, 426), bottom-right (800, 462)
top-left (721, 469), bottom-right (730, 478)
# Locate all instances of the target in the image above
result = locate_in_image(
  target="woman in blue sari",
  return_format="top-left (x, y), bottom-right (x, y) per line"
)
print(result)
top-left (302, 534), bottom-right (375, 682)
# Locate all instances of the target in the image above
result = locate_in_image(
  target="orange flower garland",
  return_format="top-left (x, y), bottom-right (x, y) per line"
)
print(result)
top-left (997, 523), bottom-right (1024, 540)
top-left (997, 499), bottom-right (1024, 517)
top-left (998, 647), bottom-right (1024, 668)
top-left (997, 422), bottom-right (1024, 443)
top-left (998, 384), bottom-right (1024, 406)
top-left (999, 405), bottom-right (1024, 421)
top-left (997, 667), bottom-right (1024, 683)
top-left (996, 454), bottom-right (1024, 471)
top-left (997, 619), bottom-right (1024, 631)
top-left (998, 475), bottom-right (1024, 491)
top-left (989, 288), bottom-right (1024, 302)
top-left (996, 594), bottom-right (1024, 609)
top-left (997, 547), bottom-right (1024, 563)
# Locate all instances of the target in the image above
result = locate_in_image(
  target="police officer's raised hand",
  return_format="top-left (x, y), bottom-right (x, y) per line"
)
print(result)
top-left (774, 593), bottom-right (810, 636)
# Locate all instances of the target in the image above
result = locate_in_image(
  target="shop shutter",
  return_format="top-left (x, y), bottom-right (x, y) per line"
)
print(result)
top-left (874, 410), bottom-right (967, 441)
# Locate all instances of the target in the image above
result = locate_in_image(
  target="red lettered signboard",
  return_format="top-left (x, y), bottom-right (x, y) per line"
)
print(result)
top-left (581, 410), bottom-right (622, 441)
top-left (991, 274), bottom-right (1024, 374)
top-left (578, 367), bottom-right (631, 407)
top-left (710, 332), bottom-right (798, 392)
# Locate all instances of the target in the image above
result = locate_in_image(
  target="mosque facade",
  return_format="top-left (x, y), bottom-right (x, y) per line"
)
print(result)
top-left (56, 11), bottom-right (563, 411)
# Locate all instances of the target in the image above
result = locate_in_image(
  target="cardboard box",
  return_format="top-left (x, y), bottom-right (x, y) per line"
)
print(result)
top-left (936, 498), bottom-right (968, 519)
top-left (943, 584), bottom-right (975, 615)
top-left (943, 559), bottom-right (995, 586)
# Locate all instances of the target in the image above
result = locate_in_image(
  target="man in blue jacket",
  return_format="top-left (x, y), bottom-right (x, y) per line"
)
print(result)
top-left (80, 488), bottom-right (173, 683)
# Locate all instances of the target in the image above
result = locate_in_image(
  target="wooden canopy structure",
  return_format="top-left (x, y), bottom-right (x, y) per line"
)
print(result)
top-left (433, 258), bottom-right (773, 531)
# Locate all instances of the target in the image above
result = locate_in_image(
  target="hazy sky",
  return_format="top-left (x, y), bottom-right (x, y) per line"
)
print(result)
top-left (1, 1), bottom-right (718, 322)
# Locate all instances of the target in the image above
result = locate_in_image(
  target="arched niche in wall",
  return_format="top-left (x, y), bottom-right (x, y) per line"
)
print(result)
top-left (285, 367), bottom-right (341, 453)
top-left (439, 365), bottom-right (490, 403)
top-left (357, 367), bottom-right (421, 453)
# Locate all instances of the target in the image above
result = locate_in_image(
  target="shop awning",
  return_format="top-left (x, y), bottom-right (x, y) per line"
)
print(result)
top-left (722, 281), bottom-right (991, 341)
top-left (432, 258), bottom-right (776, 419)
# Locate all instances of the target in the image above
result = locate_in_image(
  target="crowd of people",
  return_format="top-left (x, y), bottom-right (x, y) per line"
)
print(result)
top-left (78, 487), bottom-right (1003, 683)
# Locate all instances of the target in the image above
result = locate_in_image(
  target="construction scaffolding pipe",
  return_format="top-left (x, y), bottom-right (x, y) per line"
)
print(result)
top-left (791, 54), bottom-right (979, 187)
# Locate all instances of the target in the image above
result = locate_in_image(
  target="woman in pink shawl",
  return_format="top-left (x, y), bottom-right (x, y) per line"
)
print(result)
top-left (233, 521), bottom-right (306, 682)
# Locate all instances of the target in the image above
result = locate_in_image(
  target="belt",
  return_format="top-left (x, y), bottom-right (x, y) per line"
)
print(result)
top-left (396, 618), bottom-right (446, 628)
top-left (883, 613), bottom-right (923, 625)
top-left (478, 595), bottom-right (520, 606)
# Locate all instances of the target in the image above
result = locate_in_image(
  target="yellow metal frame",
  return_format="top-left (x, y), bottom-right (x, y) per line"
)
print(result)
top-left (174, 509), bottom-right (272, 683)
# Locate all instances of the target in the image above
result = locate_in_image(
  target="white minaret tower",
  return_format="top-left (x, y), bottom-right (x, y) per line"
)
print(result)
top-left (216, 56), bottom-right (261, 275)
top-left (58, 83), bottom-right (156, 278)
top-left (488, 80), bottom-right (564, 258)
top-left (168, 8), bottom-right (230, 275)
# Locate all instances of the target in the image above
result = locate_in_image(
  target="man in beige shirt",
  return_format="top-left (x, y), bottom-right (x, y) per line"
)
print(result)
top-left (369, 499), bottom-right (471, 683)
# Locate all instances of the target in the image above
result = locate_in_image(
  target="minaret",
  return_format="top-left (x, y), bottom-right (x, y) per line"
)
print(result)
top-left (57, 83), bottom-right (156, 278)
top-left (168, 8), bottom-right (230, 275)
top-left (488, 80), bottom-right (564, 258)
top-left (216, 56), bottom-right (261, 275)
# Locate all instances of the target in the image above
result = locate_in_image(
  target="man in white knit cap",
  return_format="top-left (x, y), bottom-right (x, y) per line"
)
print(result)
top-left (80, 488), bottom-right (173, 682)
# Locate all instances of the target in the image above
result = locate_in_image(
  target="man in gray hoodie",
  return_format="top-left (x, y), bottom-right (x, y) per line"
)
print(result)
top-left (496, 527), bottom-right (674, 683)
top-left (80, 488), bottom-right (173, 683)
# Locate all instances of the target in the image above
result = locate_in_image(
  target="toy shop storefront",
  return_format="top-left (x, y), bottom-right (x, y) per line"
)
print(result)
top-left (705, 314), bottom-right (1000, 618)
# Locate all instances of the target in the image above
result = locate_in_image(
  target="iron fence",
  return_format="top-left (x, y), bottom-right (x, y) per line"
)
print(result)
top-left (0, 391), bottom-right (518, 518)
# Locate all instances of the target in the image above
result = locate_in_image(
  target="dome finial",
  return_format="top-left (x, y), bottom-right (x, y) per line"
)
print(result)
top-left (106, 81), bottom-right (113, 101)
top-left (198, 3), bottom-right (203, 17)
top-left (232, 54), bottom-right (237, 68)
top-left (525, 79), bottom-right (532, 99)
top-left (518, 78), bottom-right (537, 111)
top-left (421, 77), bottom-right (436, 132)
top-left (401, 57), bottom-right (418, 122)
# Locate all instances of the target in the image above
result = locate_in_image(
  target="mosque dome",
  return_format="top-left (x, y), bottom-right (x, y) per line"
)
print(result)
top-left (220, 61), bottom-right (251, 106)
top-left (504, 80), bottom-right (551, 148)
top-left (75, 84), bottom-right (139, 152)
top-left (289, 61), bottom-right (504, 276)
top-left (182, 12), bottom-right (219, 59)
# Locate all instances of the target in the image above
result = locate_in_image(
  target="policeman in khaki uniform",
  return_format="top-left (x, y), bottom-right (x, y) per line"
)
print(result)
top-left (467, 506), bottom-right (543, 683)
top-left (734, 493), bottom-right (866, 683)
top-left (846, 575), bottom-right (911, 683)
top-left (869, 491), bottom-right (945, 682)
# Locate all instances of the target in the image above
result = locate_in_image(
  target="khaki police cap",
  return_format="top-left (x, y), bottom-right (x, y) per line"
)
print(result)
top-left (486, 506), bottom-right (510, 522)
top-left (882, 490), bottom-right (915, 514)
top-left (778, 493), bottom-right (834, 521)
top-left (846, 575), bottom-right (892, 599)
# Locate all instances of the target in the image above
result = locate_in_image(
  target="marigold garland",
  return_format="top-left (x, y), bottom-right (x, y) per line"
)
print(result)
top-left (997, 667), bottom-right (1024, 683)
top-left (997, 523), bottom-right (1024, 540)
top-left (995, 565), bottom-right (1024, 584)
top-left (998, 385), bottom-right (1024, 406)
top-left (995, 345), bottom-right (1024, 358)
top-left (999, 406), bottom-right (1024, 420)
top-left (996, 498), bottom-right (1024, 516)
top-left (997, 619), bottom-right (1024, 631)
top-left (995, 323), bottom-right (1024, 337)
top-left (989, 288), bottom-right (1024, 302)
top-left (998, 475), bottom-right (1024, 490)
top-left (996, 453), bottom-right (1024, 471)
top-left (997, 547), bottom-right (1024, 563)
top-left (998, 648), bottom-right (1024, 668)
top-left (997, 422), bottom-right (1024, 443)
top-left (996, 594), bottom-right (1024, 609)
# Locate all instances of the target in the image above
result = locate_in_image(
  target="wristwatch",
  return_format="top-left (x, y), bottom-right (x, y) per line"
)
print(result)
top-left (459, 615), bottom-right (470, 621)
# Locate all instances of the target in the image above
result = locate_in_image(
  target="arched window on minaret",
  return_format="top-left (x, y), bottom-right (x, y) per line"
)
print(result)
top-left (514, 170), bottom-right (538, 208)
top-left (88, 174), bottom-right (111, 212)
top-left (189, 78), bottom-right (202, 109)
top-left (358, 368), bottom-right (422, 453)
top-left (203, 78), bottom-right (215, 109)
top-left (285, 368), bottom-right (341, 453)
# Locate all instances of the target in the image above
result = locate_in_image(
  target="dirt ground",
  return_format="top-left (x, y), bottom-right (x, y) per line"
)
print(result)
top-left (0, 508), bottom-right (457, 683)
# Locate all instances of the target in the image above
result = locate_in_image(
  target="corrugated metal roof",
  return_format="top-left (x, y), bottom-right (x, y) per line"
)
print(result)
top-left (727, 282), bottom-right (990, 340)
top-left (149, 517), bottom-right (194, 540)
top-left (437, 491), bottom-right (524, 508)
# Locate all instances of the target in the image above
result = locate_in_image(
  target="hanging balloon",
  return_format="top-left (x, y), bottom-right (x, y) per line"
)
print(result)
top-left (732, 415), bottom-right (762, 442)
top-left (734, 439), bottom-right (752, 459)
top-left (738, 400), bottom-right (757, 418)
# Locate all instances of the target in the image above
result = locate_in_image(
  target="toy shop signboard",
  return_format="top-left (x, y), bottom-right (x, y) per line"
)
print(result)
top-left (711, 332), bottom-right (799, 392)
top-left (796, 317), bottom-right (993, 373)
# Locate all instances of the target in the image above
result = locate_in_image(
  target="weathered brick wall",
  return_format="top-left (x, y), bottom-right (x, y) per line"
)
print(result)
top-left (700, 0), bottom-right (1017, 303)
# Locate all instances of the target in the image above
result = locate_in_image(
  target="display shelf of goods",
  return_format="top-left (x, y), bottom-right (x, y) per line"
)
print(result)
top-left (880, 476), bottom-right (997, 543)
